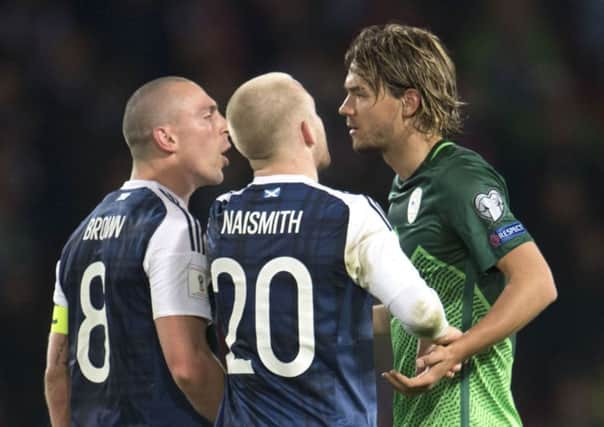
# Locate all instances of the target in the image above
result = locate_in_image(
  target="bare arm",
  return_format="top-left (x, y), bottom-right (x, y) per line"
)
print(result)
top-left (451, 241), bottom-right (556, 356)
top-left (384, 241), bottom-right (557, 394)
top-left (45, 332), bottom-right (70, 427)
top-left (156, 315), bottom-right (225, 421)
top-left (372, 304), bottom-right (390, 336)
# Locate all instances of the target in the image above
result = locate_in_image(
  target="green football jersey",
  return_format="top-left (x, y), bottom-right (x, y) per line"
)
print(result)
top-left (388, 140), bottom-right (532, 427)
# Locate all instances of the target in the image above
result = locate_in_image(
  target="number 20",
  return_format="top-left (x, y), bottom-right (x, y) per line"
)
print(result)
top-left (211, 257), bottom-right (315, 378)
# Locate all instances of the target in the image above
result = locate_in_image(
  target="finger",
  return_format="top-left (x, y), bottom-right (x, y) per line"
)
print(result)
top-left (386, 370), bottom-right (436, 391)
top-left (415, 365), bottom-right (430, 376)
top-left (416, 348), bottom-right (446, 369)
top-left (382, 372), bottom-right (428, 396)
top-left (451, 363), bottom-right (462, 373)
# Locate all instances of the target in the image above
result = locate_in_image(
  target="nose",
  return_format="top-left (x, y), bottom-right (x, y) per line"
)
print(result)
top-left (218, 111), bottom-right (228, 133)
top-left (338, 95), bottom-right (352, 116)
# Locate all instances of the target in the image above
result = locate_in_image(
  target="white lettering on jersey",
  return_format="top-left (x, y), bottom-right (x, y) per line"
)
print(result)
top-left (221, 210), bottom-right (303, 235)
top-left (83, 215), bottom-right (127, 241)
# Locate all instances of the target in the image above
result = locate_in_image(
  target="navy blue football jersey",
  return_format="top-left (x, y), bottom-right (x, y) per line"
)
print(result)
top-left (207, 175), bottom-right (410, 427)
top-left (52, 180), bottom-right (213, 427)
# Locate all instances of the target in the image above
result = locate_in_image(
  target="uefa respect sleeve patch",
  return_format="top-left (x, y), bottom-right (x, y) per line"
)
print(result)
top-left (489, 221), bottom-right (527, 247)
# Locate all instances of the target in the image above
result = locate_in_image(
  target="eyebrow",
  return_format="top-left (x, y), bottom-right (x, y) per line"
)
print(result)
top-left (345, 85), bottom-right (367, 94)
top-left (201, 104), bottom-right (218, 114)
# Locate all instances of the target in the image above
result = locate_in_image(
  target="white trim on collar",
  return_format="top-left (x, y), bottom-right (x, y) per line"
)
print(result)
top-left (251, 174), bottom-right (317, 186)
top-left (121, 180), bottom-right (187, 206)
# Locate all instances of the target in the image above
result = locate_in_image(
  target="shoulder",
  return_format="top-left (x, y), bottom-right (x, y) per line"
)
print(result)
top-left (310, 182), bottom-right (392, 231)
top-left (146, 187), bottom-right (202, 254)
top-left (435, 145), bottom-right (507, 196)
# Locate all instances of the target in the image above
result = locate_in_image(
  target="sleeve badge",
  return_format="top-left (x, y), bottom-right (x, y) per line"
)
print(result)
top-left (474, 190), bottom-right (505, 222)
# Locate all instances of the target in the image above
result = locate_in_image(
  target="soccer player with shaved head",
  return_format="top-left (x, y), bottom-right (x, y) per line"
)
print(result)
top-left (206, 72), bottom-right (460, 426)
top-left (340, 24), bottom-right (558, 426)
top-left (44, 77), bottom-right (229, 426)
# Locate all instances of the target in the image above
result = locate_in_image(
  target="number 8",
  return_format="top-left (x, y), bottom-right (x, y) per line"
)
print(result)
top-left (77, 261), bottom-right (110, 383)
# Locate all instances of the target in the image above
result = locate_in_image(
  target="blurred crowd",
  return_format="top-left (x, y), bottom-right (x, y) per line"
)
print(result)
top-left (0, 1), bottom-right (602, 426)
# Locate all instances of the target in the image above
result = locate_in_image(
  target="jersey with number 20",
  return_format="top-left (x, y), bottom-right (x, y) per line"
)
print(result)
top-left (207, 174), bottom-right (409, 427)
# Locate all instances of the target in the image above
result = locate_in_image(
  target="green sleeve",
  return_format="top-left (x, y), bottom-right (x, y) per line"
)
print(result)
top-left (438, 156), bottom-right (532, 273)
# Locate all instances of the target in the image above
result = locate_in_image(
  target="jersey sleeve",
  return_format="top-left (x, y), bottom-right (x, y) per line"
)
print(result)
top-left (344, 195), bottom-right (448, 339)
top-left (52, 260), bottom-right (68, 307)
top-left (51, 260), bottom-right (69, 335)
top-left (143, 204), bottom-right (212, 321)
top-left (439, 156), bottom-right (533, 273)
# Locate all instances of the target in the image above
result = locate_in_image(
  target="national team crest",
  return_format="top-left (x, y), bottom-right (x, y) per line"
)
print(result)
top-left (474, 190), bottom-right (504, 222)
top-left (407, 187), bottom-right (423, 224)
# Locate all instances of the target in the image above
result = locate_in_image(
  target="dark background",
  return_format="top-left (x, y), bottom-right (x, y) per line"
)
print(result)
top-left (1, 1), bottom-right (602, 426)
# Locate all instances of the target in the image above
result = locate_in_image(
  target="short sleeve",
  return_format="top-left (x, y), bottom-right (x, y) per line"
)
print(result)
top-left (52, 260), bottom-right (68, 307)
top-left (143, 201), bottom-right (212, 321)
top-left (439, 157), bottom-right (532, 272)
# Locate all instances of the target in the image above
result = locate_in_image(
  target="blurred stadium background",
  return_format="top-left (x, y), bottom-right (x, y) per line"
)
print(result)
top-left (1, 0), bottom-right (602, 426)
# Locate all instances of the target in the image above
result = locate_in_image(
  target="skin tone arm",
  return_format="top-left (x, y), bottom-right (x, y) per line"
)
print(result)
top-left (383, 241), bottom-right (557, 395)
top-left (155, 315), bottom-right (225, 421)
top-left (374, 304), bottom-right (462, 377)
top-left (45, 333), bottom-right (70, 427)
top-left (373, 304), bottom-right (390, 336)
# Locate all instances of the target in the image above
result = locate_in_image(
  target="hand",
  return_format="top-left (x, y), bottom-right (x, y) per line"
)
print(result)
top-left (382, 343), bottom-right (461, 396)
top-left (416, 326), bottom-right (463, 376)
top-left (434, 325), bottom-right (463, 346)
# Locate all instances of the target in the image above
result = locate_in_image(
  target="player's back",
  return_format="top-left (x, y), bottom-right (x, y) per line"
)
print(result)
top-left (207, 175), bottom-right (379, 427)
top-left (56, 182), bottom-right (210, 426)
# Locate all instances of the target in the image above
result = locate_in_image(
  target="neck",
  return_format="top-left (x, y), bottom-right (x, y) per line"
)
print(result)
top-left (131, 160), bottom-right (195, 204)
top-left (252, 157), bottom-right (318, 182)
top-left (382, 131), bottom-right (442, 180)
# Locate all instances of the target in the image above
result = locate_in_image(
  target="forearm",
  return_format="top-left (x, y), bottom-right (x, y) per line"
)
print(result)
top-left (372, 304), bottom-right (390, 336)
top-left (450, 273), bottom-right (556, 362)
top-left (173, 352), bottom-right (225, 421)
top-left (45, 368), bottom-right (70, 427)
top-left (45, 332), bottom-right (70, 427)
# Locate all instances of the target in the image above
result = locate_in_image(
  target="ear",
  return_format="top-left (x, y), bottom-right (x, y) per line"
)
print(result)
top-left (401, 88), bottom-right (421, 118)
top-left (300, 120), bottom-right (316, 148)
top-left (152, 127), bottom-right (178, 153)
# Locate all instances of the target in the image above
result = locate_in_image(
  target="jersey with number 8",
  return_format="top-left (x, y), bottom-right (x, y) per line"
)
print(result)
top-left (52, 180), bottom-right (213, 426)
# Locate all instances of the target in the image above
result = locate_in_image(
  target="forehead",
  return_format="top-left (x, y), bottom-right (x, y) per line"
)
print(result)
top-left (344, 69), bottom-right (372, 90)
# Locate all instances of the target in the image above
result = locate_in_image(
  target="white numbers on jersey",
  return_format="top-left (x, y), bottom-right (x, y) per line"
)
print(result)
top-left (77, 261), bottom-right (111, 383)
top-left (211, 256), bottom-right (315, 378)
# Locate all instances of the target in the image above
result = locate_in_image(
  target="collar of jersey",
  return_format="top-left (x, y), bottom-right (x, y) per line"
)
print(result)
top-left (121, 179), bottom-right (187, 206)
top-left (393, 139), bottom-right (455, 189)
top-left (251, 174), bottom-right (317, 186)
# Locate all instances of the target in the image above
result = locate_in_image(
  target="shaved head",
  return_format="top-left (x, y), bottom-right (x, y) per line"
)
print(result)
top-left (122, 76), bottom-right (198, 157)
top-left (226, 72), bottom-right (317, 161)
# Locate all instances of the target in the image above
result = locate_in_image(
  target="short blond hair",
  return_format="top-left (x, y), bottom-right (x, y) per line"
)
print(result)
top-left (226, 72), bottom-right (313, 160)
top-left (345, 24), bottom-right (464, 136)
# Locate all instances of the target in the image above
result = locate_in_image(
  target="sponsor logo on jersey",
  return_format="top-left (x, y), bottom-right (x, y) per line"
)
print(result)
top-left (407, 187), bottom-right (423, 224)
top-left (474, 190), bottom-right (504, 222)
top-left (489, 221), bottom-right (526, 247)
top-left (264, 187), bottom-right (281, 198)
